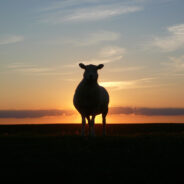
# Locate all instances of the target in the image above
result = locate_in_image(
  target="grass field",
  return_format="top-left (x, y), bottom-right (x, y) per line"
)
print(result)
top-left (0, 123), bottom-right (184, 183)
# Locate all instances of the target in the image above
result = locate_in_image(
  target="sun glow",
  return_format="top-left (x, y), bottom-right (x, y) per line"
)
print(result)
top-left (94, 114), bottom-right (103, 124)
top-left (73, 114), bottom-right (105, 124)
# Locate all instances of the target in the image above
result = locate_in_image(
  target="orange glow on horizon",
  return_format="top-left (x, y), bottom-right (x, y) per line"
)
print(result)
top-left (1, 113), bottom-right (184, 125)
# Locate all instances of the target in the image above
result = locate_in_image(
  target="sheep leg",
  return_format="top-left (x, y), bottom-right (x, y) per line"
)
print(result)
top-left (102, 110), bottom-right (108, 136)
top-left (81, 115), bottom-right (86, 136)
top-left (90, 115), bottom-right (95, 136)
top-left (86, 116), bottom-right (91, 136)
top-left (102, 115), bottom-right (106, 136)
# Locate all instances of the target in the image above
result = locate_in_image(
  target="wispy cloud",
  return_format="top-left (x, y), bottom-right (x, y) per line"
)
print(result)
top-left (39, 0), bottom-right (104, 12)
top-left (152, 24), bottom-right (184, 52)
top-left (64, 46), bottom-right (125, 67)
top-left (99, 46), bottom-right (125, 57)
top-left (100, 81), bottom-right (135, 90)
top-left (0, 35), bottom-right (24, 45)
top-left (67, 31), bottom-right (120, 46)
top-left (79, 46), bottom-right (125, 65)
top-left (41, 30), bottom-right (120, 46)
top-left (161, 55), bottom-right (184, 73)
top-left (63, 5), bottom-right (142, 22)
top-left (79, 56), bottom-right (123, 65)
top-left (106, 66), bottom-right (145, 72)
top-left (7, 63), bottom-right (53, 74)
top-left (168, 55), bottom-right (184, 70)
top-left (7, 63), bottom-right (35, 69)
top-left (39, 1), bottom-right (143, 24)
top-left (100, 78), bottom-right (155, 90)
top-left (7, 63), bottom-right (71, 76)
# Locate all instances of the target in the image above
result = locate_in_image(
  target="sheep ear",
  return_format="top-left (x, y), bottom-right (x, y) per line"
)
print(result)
top-left (97, 64), bottom-right (104, 70)
top-left (79, 63), bottom-right (86, 69)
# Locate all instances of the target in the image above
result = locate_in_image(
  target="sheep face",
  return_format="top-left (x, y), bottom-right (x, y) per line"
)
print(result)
top-left (79, 63), bottom-right (104, 83)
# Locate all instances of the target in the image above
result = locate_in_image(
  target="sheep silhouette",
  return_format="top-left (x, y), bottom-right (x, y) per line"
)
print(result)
top-left (73, 63), bottom-right (109, 136)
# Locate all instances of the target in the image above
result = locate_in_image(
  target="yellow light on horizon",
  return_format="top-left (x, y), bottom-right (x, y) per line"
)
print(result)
top-left (99, 81), bottom-right (136, 90)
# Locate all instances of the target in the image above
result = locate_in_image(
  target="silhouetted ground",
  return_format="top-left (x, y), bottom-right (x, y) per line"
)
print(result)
top-left (0, 123), bottom-right (184, 183)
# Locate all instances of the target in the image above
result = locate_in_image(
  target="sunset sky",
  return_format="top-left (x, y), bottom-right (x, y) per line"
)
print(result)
top-left (0, 0), bottom-right (184, 124)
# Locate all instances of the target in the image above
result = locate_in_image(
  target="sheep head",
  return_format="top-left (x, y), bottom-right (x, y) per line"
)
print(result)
top-left (79, 63), bottom-right (104, 83)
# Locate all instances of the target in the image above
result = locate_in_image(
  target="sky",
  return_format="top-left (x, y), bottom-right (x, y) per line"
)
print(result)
top-left (0, 0), bottom-right (184, 124)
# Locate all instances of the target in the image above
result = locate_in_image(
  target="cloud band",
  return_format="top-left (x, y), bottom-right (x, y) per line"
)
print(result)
top-left (0, 110), bottom-right (71, 119)
top-left (0, 107), bottom-right (184, 119)
top-left (110, 107), bottom-right (184, 116)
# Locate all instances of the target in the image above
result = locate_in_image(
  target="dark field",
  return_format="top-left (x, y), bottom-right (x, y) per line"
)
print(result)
top-left (0, 123), bottom-right (184, 183)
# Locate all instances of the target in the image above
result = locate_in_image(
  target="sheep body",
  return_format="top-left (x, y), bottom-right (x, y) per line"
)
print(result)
top-left (74, 81), bottom-right (109, 116)
top-left (73, 63), bottom-right (109, 136)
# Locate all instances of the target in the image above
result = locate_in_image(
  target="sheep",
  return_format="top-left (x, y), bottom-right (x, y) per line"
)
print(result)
top-left (73, 63), bottom-right (109, 136)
